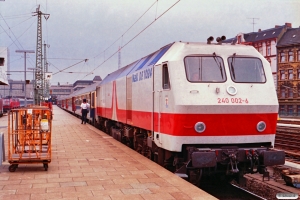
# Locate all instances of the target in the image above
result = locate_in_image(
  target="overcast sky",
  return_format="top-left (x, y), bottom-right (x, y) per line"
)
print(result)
top-left (1, 0), bottom-right (300, 85)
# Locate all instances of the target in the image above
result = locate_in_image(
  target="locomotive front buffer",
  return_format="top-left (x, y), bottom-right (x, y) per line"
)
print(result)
top-left (175, 147), bottom-right (285, 180)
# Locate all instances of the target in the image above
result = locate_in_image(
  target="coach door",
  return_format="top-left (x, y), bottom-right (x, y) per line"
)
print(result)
top-left (126, 77), bottom-right (132, 123)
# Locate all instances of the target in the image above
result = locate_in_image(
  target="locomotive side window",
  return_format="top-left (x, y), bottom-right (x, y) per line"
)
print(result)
top-left (0, 57), bottom-right (4, 66)
top-left (162, 64), bottom-right (170, 89)
top-left (228, 57), bottom-right (266, 83)
top-left (184, 56), bottom-right (226, 82)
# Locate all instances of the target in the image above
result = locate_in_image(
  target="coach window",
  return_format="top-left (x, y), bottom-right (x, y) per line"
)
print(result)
top-left (184, 56), bottom-right (226, 82)
top-left (162, 64), bottom-right (170, 89)
top-left (228, 57), bottom-right (266, 83)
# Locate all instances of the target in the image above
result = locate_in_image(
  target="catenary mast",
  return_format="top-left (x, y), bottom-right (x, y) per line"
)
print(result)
top-left (32, 5), bottom-right (49, 105)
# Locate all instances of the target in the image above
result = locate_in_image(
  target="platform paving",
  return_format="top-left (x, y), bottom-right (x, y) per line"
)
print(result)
top-left (0, 106), bottom-right (216, 200)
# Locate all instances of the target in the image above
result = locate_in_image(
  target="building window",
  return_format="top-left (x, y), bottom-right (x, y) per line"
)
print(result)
top-left (288, 88), bottom-right (293, 98)
top-left (288, 69), bottom-right (293, 79)
top-left (280, 70), bottom-right (285, 80)
top-left (280, 52), bottom-right (285, 62)
top-left (289, 51), bottom-right (294, 62)
top-left (259, 47), bottom-right (263, 55)
top-left (279, 105), bottom-right (285, 115)
top-left (288, 105), bottom-right (293, 115)
top-left (281, 88), bottom-right (286, 98)
top-left (237, 35), bottom-right (241, 44)
top-left (297, 106), bottom-right (300, 116)
top-left (267, 46), bottom-right (271, 56)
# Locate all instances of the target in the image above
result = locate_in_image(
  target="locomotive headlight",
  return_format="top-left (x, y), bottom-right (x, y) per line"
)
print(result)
top-left (194, 122), bottom-right (206, 133)
top-left (227, 86), bottom-right (237, 96)
top-left (257, 121), bottom-right (266, 132)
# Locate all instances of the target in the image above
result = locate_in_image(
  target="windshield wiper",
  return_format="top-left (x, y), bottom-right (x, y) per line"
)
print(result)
top-left (213, 52), bottom-right (223, 79)
top-left (230, 53), bottom-right (236, 80)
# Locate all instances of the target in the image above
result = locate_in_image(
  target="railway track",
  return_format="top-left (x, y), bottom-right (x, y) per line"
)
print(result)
top-left (276, 124), bottom-right (300, 164)
top-left (278, 119), bottom-right (300, 125)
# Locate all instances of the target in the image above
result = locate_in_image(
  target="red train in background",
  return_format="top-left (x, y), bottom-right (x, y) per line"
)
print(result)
top-left (3, 98), bottom-right (20, 113)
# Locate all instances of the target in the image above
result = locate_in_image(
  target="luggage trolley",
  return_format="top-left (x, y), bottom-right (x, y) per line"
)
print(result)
top-left (7, 107), bottom-right (52, 172)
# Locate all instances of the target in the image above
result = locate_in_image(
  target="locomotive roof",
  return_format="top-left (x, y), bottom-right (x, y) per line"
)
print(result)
top-left (100, 43), bottom-right (174, 84)
top-left (98, 41), bottom-right (259, 86)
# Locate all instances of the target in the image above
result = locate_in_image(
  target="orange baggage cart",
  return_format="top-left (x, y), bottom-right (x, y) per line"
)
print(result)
top-left (7, 107), bottom-right (52, 172)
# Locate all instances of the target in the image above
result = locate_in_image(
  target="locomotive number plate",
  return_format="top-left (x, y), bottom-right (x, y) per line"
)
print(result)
top-left (217, 98), bottom-right (248, 104)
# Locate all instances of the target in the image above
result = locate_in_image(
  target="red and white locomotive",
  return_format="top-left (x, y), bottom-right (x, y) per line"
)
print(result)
top-left (61, 38), bottom-right (285, 183)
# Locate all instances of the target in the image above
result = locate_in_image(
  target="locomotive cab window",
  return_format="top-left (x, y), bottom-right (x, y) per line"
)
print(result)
top-left (184, 56), bottom-right (226, 82)
top-left (228, 57), bottom-right (266, 83)
top-left (162, 64), bottom-right (170, 89)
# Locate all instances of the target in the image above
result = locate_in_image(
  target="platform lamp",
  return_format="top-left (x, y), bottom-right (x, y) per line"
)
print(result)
top-left (16, 50), bottom-right (35, 107)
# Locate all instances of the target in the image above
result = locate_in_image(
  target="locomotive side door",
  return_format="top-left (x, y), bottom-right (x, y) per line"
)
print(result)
top-left (126, 76), bottom-right (132, 124)
top-left (153, 64), bottom-right (164, 145)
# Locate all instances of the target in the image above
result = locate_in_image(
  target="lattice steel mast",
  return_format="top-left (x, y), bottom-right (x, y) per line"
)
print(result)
top-left (32, 5), bottom-right (49, 105)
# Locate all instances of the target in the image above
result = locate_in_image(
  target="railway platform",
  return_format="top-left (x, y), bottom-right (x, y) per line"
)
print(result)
top-left (0, 106), bottom-right (216, 200)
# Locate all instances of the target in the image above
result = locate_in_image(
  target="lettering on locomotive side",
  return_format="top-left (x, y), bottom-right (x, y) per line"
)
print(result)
top-left (132, 68), bottom-right (153, 83)
top-left (217, 97), bottom-right (249, 104)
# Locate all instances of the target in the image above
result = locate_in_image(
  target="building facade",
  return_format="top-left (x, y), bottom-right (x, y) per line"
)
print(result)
top-left (49, 76), bottom-right (102, 103)
top-left (0, 79), bottom-right (34, 99)
top-left (277, 28), bottom-right (300, 116)
top-left (0, 47), bottom-right (10, 85)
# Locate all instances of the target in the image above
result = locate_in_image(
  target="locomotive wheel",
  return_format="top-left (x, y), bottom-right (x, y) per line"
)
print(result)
top-left (146, 149), bottom-right (153, 160)
top-left (188, 169), bottom-right (202, 186)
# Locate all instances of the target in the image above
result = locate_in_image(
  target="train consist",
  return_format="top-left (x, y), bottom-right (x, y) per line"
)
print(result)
top-left (3, 98), bottom-right (20, 113)
top-left (59, 38), bottom-right (285, 184)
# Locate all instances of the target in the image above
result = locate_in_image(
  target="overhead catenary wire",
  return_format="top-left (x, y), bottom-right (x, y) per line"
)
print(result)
top-left (82, 0), bottom-right (181, 79)
top-left (0, 16), bottom-right (34, 35)
top-left (0, 13), bottom-right (32, 20)
top-left (93, 0), bottom-right (158, 59)
top-left (0, 17), bottom-right (36, 66)
top-left (0, 13), bottom-right (26, 50)
top-left (52, 59), bottom-right (88, 75)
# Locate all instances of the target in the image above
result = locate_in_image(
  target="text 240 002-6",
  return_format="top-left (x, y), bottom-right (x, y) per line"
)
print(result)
top-left (217, 98), bottom-right (248, 104)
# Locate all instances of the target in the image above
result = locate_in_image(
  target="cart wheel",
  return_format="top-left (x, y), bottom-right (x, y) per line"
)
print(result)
top-left (43, 164), bottom-right (48, 171)
top-left (9, 164), bottom-right (17, 172)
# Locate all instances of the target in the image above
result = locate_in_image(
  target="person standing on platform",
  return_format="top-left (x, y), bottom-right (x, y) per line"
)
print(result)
top-left (80, 99), bottom-right (90, 124)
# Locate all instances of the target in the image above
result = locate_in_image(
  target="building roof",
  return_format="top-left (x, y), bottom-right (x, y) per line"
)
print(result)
top-left (245, 26), bottom-right (286, 42)
top-left (277, 28), bottom-right (300, 47)
top-left (93, 75), bottom-right (102, 81)
top-left (223, 23), bottom-right (292, 44)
